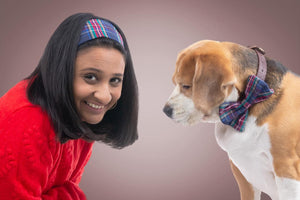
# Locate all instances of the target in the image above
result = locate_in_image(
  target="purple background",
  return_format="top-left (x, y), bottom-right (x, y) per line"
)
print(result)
top-left (1, 0), bottom-right (299, 199)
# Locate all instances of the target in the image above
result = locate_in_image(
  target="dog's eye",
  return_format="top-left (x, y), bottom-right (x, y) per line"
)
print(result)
top-left (182, 85), bottom-right (191, 90)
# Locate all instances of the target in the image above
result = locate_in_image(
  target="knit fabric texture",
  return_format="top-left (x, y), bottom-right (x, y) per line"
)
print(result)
top-left (0, 80), bottom-right (94, 199)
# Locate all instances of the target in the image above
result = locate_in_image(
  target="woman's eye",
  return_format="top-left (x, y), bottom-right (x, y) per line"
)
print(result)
top-left (110, 77), bottom-right (123, 86)
top-left (83, 74), bottom-right (97, 82)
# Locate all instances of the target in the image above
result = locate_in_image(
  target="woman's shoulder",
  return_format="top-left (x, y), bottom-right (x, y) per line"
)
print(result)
top-left (0, 80), bottom-right (56, 140)
top-left (1, 80), bottom-right (43, 117)
top-left (0, 80), bottom-right (32, 115)
top-left (0, 82), bottom-right (58, 179)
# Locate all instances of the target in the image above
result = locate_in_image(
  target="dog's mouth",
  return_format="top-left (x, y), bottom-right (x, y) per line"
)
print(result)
top-left (200, 107), bottom-right (220, 123)
top-left (163, 104), bottom-right (192, 124)
top-left (163, 103), bottom-right (219, 125)
top-left (202, 114), bottom-right (211, 120)
top-left (202, 114), bottom-right (219, 123)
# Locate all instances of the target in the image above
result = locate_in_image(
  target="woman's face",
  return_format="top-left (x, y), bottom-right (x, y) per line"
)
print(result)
top-left (73, 46), bottom-right (125, 124)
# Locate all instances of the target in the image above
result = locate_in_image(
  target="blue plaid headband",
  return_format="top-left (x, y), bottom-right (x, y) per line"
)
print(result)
top-left (78, 19), bottom-right (124, 47)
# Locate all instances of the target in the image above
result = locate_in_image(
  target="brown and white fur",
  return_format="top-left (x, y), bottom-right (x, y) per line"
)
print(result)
top-left (163, 40), bottom-right (300, 200)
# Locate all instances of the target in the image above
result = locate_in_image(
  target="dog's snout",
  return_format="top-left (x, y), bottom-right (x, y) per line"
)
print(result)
top-left (163, 104), bottom-right (173, 118)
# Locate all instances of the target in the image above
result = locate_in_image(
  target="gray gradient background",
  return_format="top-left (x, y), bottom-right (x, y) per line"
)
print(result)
top-left (1, 0), bottom-right (299, 199)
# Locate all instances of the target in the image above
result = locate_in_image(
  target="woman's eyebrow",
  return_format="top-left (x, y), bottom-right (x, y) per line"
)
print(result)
top-left (113, 73), bottom-right (124, 77)
top-left (80, 68), bottom-right (102, 73)
top-left (80, 68), bottom-right (123, 77)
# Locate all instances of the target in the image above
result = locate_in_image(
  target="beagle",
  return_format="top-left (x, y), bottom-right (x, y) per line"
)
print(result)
top-left (163, 40), bottom-right (300, 200)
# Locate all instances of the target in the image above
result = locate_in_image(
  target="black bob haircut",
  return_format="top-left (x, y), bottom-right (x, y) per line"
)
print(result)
top-left (26, 13), bottom-right (138, 148)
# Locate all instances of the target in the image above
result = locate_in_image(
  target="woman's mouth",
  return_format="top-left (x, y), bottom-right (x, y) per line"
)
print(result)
top-left (84, 101), bottom-right (104, 110)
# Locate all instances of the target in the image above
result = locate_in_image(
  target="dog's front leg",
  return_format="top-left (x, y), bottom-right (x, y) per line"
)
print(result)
top-left (275, 176), bottom-right (300, 200)
top-left (230, 161), bottom-right (261, 200)
top-left (272, 144), bottom-right (300, 199)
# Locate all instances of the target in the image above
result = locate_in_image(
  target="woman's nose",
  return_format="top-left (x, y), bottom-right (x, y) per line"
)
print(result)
top-left (93, 84), bottom-right (112, 104)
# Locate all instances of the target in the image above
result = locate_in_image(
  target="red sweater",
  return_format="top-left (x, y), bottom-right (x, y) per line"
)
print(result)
top-left (0, 80), bottom-right (94, 199)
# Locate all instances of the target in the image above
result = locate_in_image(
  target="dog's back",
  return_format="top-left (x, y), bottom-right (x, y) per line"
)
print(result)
top-left (265, 71), bottom-right (300, 177)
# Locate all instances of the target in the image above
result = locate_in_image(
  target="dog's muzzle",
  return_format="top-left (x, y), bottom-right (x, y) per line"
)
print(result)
top-left (163, 104), bottom-right (173, 118)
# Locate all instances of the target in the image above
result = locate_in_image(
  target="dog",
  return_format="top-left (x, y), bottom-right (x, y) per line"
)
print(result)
top-left (163, 40), bottom-right (300, 200)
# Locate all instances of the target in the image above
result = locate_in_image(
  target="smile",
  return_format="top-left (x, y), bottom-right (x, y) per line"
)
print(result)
top-left (84, 101), bottom-right (104, 110)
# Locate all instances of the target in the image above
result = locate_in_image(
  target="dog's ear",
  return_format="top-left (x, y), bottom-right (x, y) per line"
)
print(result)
top-left (192, 54), bottom-right (236, 115)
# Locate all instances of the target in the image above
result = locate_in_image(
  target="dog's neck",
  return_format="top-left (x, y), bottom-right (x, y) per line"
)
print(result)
top-left (228, 44), bottom-right (288, 124)
top-left (229, 44), bottom-right (287, 93)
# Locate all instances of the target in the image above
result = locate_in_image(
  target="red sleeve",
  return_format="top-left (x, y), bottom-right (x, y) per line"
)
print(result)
top-left (0, 107), bottom-right (86, 200)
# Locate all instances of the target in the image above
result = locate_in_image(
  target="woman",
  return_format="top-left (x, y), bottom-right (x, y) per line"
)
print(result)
top-left (0, 13), bottom-right (138, 199)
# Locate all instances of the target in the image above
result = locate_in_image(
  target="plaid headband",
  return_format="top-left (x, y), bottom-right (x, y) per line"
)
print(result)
top-left (78, 19), bottom-right (124, 47)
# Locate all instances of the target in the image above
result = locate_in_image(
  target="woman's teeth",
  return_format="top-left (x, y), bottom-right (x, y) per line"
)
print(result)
top-left (86, 101), bottom-right (104, 109)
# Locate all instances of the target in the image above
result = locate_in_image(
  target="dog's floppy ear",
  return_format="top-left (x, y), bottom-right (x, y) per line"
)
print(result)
top-left (192, 54), bottom-right (236, 115)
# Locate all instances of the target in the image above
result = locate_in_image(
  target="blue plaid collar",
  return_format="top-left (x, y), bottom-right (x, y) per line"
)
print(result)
top-left (219, 47), bottom-right (273, 132)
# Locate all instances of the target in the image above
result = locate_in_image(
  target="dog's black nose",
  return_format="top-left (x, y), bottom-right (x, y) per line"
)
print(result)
top-left (163, 104), bottom-right (173, 118)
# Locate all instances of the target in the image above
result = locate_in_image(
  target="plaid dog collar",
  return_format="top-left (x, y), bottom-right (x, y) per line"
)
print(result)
top-left (250, 46), bottom-right (267, 80)
top-left (219, 47), bottom-right (273, 132)
top-left (78, 19), bottom-right (124, 47)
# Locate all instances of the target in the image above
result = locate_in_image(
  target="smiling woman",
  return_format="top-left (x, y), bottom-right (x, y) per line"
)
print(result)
top-left (0, 13), bottom-right (138, 200)
top-left (73, 47), bottom-right (125, 124)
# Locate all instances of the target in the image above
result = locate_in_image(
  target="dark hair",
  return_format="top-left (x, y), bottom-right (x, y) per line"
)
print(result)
top-left (26, 13), bottom-right (138, 148)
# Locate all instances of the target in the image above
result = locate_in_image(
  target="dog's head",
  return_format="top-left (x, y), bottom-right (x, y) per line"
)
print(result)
top-left (163, 40), bottom-right (239, 125)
